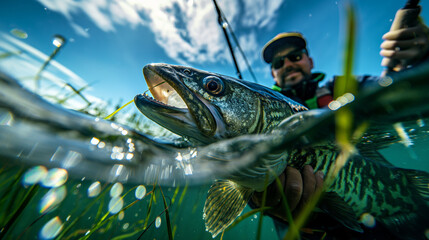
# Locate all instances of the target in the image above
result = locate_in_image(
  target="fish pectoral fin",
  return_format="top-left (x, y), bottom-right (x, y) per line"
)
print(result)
top-left (203, 179), bottom-right (253, 238)
top-left (320, 192), bottom-right (363, 233)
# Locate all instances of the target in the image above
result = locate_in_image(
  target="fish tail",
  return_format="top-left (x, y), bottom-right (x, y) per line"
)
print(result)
top-left (203, 179), bottom-right (253, 238)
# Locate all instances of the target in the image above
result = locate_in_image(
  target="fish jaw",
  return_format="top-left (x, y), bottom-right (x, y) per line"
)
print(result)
top-left (135, 63), bottom-right (219, 144)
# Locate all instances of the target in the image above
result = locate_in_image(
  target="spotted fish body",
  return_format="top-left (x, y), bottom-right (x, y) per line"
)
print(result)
top-left (286, 145), bottom-right (428, 233)
top-left (134, 63), bottom-right (429, 239)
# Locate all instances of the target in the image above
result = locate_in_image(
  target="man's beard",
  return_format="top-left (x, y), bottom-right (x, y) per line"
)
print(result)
top-left (280, 69), bottom-right (310, 88)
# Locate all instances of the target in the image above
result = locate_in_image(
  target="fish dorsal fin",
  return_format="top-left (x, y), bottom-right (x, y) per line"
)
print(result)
top-left (402, 168), bottom-right (429, 200)
top-left (357, 149), bottom-right (394, 166)
top-left (203, 179), bottom-right (253, 238)
top-left (320, 192), bottom-right (363, 233)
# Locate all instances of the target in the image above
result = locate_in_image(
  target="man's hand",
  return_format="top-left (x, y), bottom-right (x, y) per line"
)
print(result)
top-left (380, 22), bottom-right (429, 68)
top-left (251, 165), bottom-right (324, 222)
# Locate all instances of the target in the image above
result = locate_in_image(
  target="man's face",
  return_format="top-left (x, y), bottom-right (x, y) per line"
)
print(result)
top-left (271, 47), bottom-right (314, 88)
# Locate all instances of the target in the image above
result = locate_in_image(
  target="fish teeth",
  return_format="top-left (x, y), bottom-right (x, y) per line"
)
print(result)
top-left (143, 94), bottom-right (171, 107)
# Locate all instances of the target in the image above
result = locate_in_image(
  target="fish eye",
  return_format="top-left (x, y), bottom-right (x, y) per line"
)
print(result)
top-left (203, 76), bottom-right (225, 95)
top-left (183, 69), bottom-right (192, 76)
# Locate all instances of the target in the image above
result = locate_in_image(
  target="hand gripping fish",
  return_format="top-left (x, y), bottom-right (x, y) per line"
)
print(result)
top-left (135, 63), bottom-right (429, 239)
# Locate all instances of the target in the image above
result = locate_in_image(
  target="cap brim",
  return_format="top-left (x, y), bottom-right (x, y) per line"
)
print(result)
top-left (262, 35), bottom-right (306, 63)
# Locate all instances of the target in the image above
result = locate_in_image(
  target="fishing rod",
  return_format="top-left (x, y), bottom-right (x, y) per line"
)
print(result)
top-left (212, 0), bottom-right (242, 80)
top-left (221, 11), bottom-right (259, 83)
top-left (381, 0), bottom-right (421, 75)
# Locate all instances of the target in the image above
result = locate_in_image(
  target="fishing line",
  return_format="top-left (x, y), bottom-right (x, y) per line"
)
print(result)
top-left (212, 0), bottom-right (258, 83)
top-left (143, 81), bottom-right (167, 95)
top-left (104, 81), bottom-right (167, 120)
top-left (104, 99), bottom-right (134, 120)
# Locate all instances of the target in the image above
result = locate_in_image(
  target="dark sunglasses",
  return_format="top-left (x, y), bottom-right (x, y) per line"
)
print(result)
top-left (271, 49), bottom-right (308, 69)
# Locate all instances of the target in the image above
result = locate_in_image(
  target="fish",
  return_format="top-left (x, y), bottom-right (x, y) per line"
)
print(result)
top-left (0, 71), bottom-right (260, 186)
top-left (134, 63), bottom-right (429, 239)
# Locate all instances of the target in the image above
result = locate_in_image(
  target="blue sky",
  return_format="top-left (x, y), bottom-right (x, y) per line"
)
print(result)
top-left (1, 0), bottom-right (428, 109)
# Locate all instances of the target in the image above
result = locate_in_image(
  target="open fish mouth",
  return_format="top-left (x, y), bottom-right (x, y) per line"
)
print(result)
top-left (134, 63), bottom-right (217, 143)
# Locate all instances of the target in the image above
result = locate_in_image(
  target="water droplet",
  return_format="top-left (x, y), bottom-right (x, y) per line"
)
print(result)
top-left (135, 185), bottom-right (146, 200)
top-left (118, 211), bottom-right (125, 220)
top-left (10, 28), bottom-right (28, 39)
top-left (0, 109), bottom-right (14, 126)
top-left (98, 142), bottom-right (106, 148)
top-left (22, 166), bottom-right (48, 186)
top-left (90, 137), bottom-right (100, 145)
top-left (123, 223), bottom-right (129, 230)
top-left (40, 216), bottom-right (63, 239)
top-left (108, 196), bottom-right (124, 214)
top-left (328, 100), bottom-right (341, 110)
top-left (360, 213), bottom-right (376, 228)
top-left (41, 168), bottom-right (68, 188)
top-left (88, 181), bottom-right (101, 198)
top-left (343, 93), bottom-right (355, 102)
top-left (337, 96), bottom-right (348, 105)
top-left (39, 186), bottom-right (67, 214)
top-left (378, 76), bottom-right (393, 87)
top-left (110, 183), bottom-right (123, 198)
top-left (52, 35), bottom-right (65, 47)
top-left (417, 119), bottom-right (425, 127)
top-left (155, 216), bottom-right (161, 228)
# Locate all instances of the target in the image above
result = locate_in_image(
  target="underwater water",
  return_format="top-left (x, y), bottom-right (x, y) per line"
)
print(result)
top-left (1, 1), bottom-right (429, 240)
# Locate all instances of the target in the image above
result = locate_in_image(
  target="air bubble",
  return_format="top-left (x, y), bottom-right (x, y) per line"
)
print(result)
top-left (22, 166), bottom-right (48, 186)
top-left (108, 196), bottom-right (124, 214)
top-left (88, 181), bottom-right (101, 198)
top-left (40, 216), bottom-right (63, 239)
top-left (155, 216), bottom-right (161, 228)
top-left (41, 168), bottom-right (68, 188)
top-left (110, 182), bottom-right (123, 198)
top-left (135, 185), bottom-right (146, 200)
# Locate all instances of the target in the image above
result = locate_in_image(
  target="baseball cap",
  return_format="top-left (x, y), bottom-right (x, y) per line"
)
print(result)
top-left (262, 32), bottom-right (307, 63)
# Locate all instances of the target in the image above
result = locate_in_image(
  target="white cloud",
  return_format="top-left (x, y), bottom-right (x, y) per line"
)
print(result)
top-left (70, 23), bottom-right (90, 38)
top-left (37, 0), bottom-right (284, 65)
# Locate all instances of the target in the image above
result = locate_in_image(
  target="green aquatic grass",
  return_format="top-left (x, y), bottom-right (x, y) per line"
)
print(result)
top-left (0, 170), bottom-right (170, 240)
top-left (0, 50), bottom-right (22, 59)
top-left (159, 186), bottom-right (174, 240)
top-left (255, 171), bottom-right (270, 240)
top-left (0, 184), bottom-right (39, 238)
top-left (55, 182), bottom-right (111, 239)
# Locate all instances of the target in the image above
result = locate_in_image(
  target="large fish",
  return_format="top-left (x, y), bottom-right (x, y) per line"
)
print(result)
top-left (134, 63), bottom-right (429, 239)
